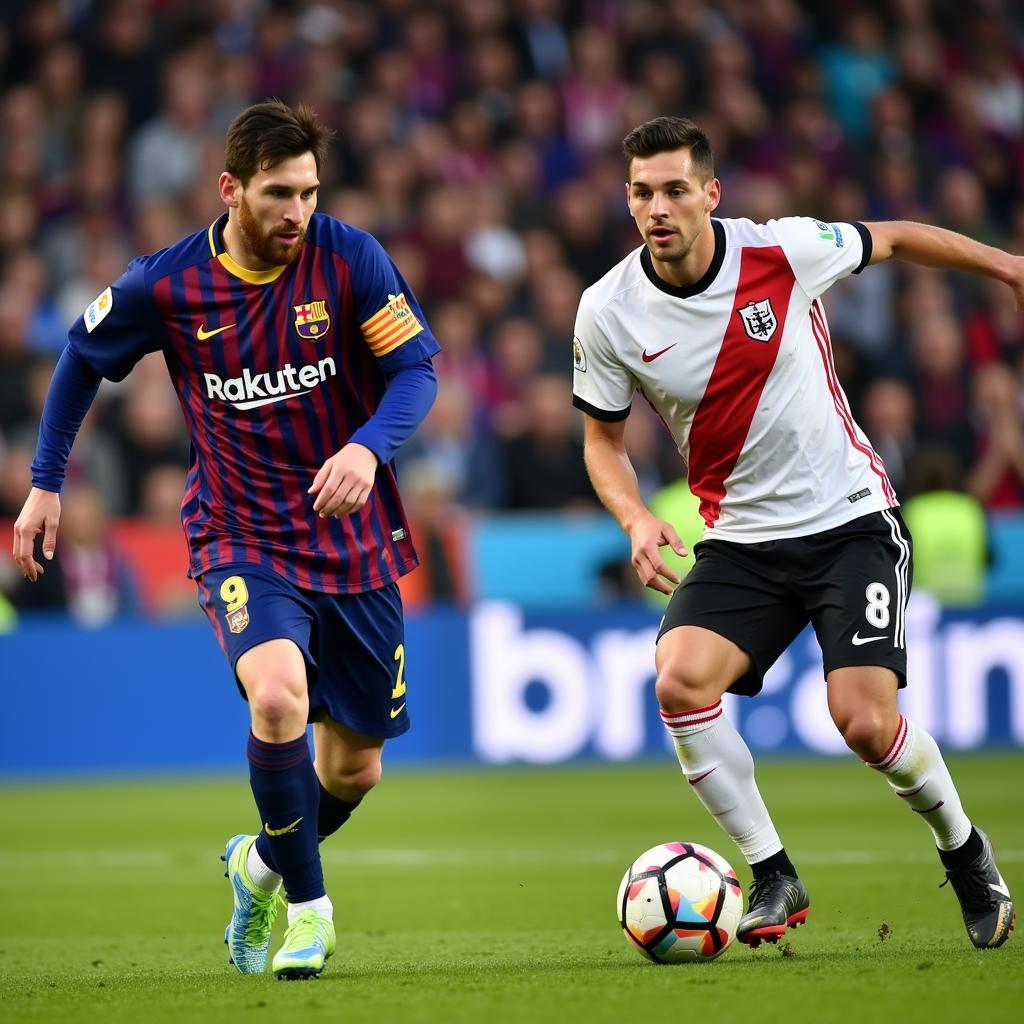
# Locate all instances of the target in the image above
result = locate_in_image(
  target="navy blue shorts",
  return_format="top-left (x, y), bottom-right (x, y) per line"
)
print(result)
top-left (196, 562), bottom-right (410, 739)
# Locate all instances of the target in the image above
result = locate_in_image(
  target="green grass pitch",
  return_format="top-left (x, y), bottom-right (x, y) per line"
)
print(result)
top-left (1, 755), bottom-right (1021, 1023)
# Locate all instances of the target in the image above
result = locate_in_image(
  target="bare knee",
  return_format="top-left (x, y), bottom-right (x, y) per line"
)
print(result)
top-left (338, 759), bottom-right (382, 796)
top-left (655, 654), bottom-right (725, 713)
top-left (827, 668), bottom-right (901, 762)
top-left (835, 708), bottom-right (898, 762)
top-left (246, 675), bottom-right (307, 739)
top-left (322, 758), bottom-right (382, 800)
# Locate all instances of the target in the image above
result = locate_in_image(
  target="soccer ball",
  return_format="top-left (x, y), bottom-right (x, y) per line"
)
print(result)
top-left (617, 841), bottom-right (743, 963)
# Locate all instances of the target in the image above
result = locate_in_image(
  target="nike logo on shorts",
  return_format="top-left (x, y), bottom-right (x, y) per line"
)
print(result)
top-left (390, 703), bottom-right (406, 719)
top-left (641, 343), bottom-right (677, 363)
top-left (852, 632), bottom-right (887, 646)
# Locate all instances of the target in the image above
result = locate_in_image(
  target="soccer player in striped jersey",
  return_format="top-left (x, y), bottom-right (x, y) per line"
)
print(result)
top-left (573, 116), bottom-right (1018, 950)
top-left (12, 101), bottom-right (441, 978)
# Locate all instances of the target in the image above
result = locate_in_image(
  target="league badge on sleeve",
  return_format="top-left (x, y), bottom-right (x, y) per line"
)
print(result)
top-left (573, 336), bottom-right (588, 372)
top-left (84, 286), bottom-right (113, 334)
top-left (813, 219), bottom-right (844, 248)
top-left (737, 298), bottom-right (777, 343)
top-left (293, 300), bottom-right (331, 340)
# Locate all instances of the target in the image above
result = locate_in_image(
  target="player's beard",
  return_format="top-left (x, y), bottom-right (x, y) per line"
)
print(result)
top-left (237, 196), bottom-right (305, 267)
top-left (647, 229), bottom-right (696, 264)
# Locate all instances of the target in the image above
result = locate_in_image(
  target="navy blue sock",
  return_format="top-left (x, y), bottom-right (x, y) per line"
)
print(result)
top-left (247, 732), bottom-right (324, 903)
top-left (317, 787), bottom-right (362, 842)
top-left (258, 783), bottom-right (362, 872)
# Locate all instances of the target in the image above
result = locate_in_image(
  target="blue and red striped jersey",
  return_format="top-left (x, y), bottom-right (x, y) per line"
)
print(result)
top-left (67, 212), bottom-right (441, 593)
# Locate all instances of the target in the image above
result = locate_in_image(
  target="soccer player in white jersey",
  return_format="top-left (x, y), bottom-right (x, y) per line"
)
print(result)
top-left (573, 116), bottom-right (1018, 950)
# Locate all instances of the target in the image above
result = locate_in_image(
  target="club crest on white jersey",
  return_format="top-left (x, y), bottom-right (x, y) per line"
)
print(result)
top-left (737, 298), bottom-right (777, 342)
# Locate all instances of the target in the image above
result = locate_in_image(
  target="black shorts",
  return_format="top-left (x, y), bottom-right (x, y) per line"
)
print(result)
top-left (658, 509), bottom-right (913, 696)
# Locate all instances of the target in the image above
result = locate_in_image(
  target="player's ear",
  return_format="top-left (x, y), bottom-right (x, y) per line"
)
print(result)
top-left (219, 172), bottom-right (241, 208)
top-left (705, 177), bottom-right (721, 214)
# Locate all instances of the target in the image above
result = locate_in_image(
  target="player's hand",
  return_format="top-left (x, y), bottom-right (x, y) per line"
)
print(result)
top-left (627, 512), bottom-right (688, 595)
top-left (12, 487), bottom-right (61, 582)
top-left (308, 443), bottom-right (379, 518)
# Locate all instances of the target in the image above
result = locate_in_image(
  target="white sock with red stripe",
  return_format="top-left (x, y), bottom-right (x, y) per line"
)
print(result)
top-left (661, 700), bottom-right (783, 864)
top-left (866, 714), bottom-right (972, 851)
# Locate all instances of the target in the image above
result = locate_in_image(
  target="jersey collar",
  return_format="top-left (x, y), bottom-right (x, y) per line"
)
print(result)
top-left (640, 219), bottom-right (726, 299)
top-left (207, 212), bottom-right (288, 284)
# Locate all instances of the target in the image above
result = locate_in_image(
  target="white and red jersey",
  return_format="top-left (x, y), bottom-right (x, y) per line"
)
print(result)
top-left (572, 216), bottom-right (897, 542)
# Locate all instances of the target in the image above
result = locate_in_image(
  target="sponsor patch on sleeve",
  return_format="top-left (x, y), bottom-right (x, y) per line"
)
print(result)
top-left (84, 287), bottom-right (113, 334)
top-left (812, 219), bottom-right (844, 248)
top-left (361, 292), bottom-right (424, 356)
top-left (573, 336), bottom-right (587, 372)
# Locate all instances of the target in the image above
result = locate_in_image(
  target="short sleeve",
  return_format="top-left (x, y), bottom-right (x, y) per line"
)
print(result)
top-left (349, 232), bottom-right (441, 371)
top-left (66, 257), bottom-right (164, 382)
top-left (769, 217), bottom-right (871, 301)
top-left (571, 295), bottom-right (634, 421)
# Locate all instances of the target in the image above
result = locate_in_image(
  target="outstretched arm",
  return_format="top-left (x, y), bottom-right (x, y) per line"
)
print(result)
top-left (13, 347), bottom-right (103, 581)
top-left (582, 414), bottom-right (688, 596)
top-left (864, 221), bottom-right (1024, 305)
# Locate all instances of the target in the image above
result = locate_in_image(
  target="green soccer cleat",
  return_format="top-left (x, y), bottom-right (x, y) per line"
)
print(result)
top-left (221, 833), bottom-right (282, 974)
top-left (272, 910), bottom-right (337, 981)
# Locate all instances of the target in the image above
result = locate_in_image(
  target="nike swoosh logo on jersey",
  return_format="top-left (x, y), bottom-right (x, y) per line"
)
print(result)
top-left (852, 632), bottom-right (887, 646)
top-left (641, 343), bottom-right (677, 362)
top-left (196, 322), bottom-right (236, 340)
top-left (390, 703), bottom-right (406, 719)
top-left (264, 816), bottom-right (303, 837)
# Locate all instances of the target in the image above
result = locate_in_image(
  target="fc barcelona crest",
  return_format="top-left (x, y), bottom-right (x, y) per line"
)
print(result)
top-left (226, 606), bottom-right (250, 634)
top-left (293, 300), bottom-right (331, 340)
top-left (736, 298), bottom-right (777, 343)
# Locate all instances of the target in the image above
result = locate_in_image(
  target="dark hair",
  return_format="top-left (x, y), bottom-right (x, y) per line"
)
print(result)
top-left (224, 99), bottom-right (332, 184)
top-left (622, 116), bottom-right (714, 181)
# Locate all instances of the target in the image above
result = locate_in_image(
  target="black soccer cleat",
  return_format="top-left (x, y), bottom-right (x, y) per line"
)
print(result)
top-left (737, 871), bottom-right (810, 948)
top-left (941, 829), bottom-right (1015, 949)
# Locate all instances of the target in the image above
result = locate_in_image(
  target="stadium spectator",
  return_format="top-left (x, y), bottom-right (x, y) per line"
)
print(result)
top-left (499, 372), bottom-right (596, 510)
top-left (397, 456), bottom-right (472, 608)
top-left (111, 364), bottom-right (189, 516)
top-left (128, 51), bottom-right (216, 206)
top-left (0, 286), bottom-right (36, 435)
top-left (966, 360), bottom-right (1024, 510)
top-left (860, 376), bottom-right (920, 498)
top-left (399, 377), bottom-right (503, 509)
top-left (906, 311), bottom-right (975, 468)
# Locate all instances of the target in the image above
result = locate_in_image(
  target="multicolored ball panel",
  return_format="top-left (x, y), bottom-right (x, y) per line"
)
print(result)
top-left (617, 841), bottom-right (743, 965)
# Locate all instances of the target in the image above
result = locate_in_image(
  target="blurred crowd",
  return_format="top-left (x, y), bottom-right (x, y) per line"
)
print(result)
top-left (2, 0), bottom-right (1024, 614)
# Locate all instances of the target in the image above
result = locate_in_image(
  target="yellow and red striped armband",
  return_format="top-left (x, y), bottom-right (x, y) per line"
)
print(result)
top-left (361, 292), bottom-right (424, 357)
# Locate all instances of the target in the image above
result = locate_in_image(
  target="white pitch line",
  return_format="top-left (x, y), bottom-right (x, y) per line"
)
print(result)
top-left (1, 848), bottom-right (1023, 870)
